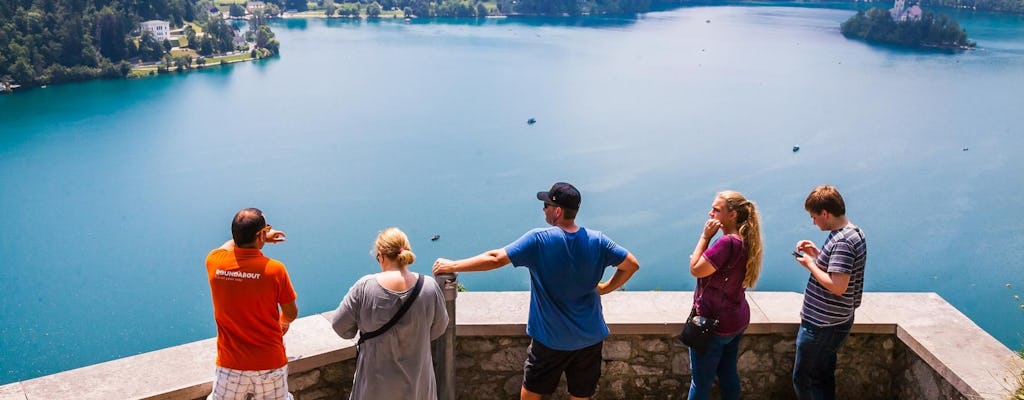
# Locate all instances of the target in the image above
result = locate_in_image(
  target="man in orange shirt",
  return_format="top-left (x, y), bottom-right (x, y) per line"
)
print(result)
top-left (206, 208), bottom-right (298, 400)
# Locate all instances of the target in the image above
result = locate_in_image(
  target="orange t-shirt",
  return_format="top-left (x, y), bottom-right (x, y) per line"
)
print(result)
top-left (206, 247), bottom-right (297, 370)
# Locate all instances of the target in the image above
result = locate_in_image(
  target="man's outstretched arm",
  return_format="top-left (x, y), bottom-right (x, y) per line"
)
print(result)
top-left (433, 248), bottom-right (511, 274)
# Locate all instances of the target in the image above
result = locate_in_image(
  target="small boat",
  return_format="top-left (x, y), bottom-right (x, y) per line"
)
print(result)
top-left (527, 118), bottom-right (536, 125)
top-left (430, 234), bottom-right (440, 241)
top-left (962, 147), bottom-right (969, 151)
top-left (792, 145), bottom-right (800, 152)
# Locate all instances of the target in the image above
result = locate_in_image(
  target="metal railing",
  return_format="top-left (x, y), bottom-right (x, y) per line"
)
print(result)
top-left (432, 272), bottom-right (458, 400)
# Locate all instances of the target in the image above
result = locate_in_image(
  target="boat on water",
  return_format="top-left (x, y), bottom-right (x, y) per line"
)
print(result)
top-left (792, 145), bottom-right (800, 152)
top-left (430, 234), bottom-right (440, 241)
top-left (485, 15), bottom-right (508, 19)
top-left (527, 118), bottom-right (536, 125)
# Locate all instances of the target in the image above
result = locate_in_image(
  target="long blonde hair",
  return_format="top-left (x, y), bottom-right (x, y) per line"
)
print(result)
top-left (373, 227), bottom-right (416, 267)
top-left (718, 191), bottom-right (763, 288)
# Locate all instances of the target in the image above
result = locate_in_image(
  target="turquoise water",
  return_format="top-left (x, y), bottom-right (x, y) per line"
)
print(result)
top-left (2, 4), bottom-right (1023, 384)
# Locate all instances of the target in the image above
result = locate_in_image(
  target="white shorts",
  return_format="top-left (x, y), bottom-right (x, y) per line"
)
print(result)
top-left (207, 365), bottom-right (294, 400)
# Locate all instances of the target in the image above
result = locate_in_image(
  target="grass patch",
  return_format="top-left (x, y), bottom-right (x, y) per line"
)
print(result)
top-left (169, 48), bottom-right (198, 58)
top-left (127, 67), bottom-right (158, 78)
top-left (209, 52), bottom-right (254, 63)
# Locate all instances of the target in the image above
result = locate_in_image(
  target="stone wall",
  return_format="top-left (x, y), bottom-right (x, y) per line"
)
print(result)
top-left (9, 293), bottom-right (1012, 400)
top-left (252, 332), bottom-right (967, 400)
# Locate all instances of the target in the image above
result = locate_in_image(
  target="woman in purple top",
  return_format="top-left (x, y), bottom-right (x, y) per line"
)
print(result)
top-left (686, 191), bottom-right (764, 400)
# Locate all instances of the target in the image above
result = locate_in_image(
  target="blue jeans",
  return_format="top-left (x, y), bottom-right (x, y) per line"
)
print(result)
top-left (792, 318), bottom-right (854, 400)
top-left (688, 331), bottom-right (743, 400)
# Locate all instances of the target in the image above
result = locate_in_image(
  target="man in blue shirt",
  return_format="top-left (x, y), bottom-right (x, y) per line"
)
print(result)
top-left (433, 182), bottom-right (640, 400)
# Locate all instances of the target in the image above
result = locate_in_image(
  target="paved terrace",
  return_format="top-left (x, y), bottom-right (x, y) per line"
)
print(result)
top-left (1, 292), bottom-right (1021, 399)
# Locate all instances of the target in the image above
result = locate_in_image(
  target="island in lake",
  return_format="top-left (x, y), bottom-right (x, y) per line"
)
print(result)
top-left (840, 0), bottom-right (976, 50)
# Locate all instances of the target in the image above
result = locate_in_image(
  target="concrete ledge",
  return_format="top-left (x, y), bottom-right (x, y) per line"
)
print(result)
top-left (2, 292), bottom-right (1019, 400)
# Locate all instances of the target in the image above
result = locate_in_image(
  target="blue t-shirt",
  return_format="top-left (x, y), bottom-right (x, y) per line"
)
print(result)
top-left (504, 226), bottom-right (629, 350)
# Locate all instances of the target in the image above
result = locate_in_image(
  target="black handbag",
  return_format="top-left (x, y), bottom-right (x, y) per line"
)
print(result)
top-left (677, 306), bottom-right (719, 353)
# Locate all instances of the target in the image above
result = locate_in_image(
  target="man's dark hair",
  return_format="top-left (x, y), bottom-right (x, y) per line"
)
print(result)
top-left (804, 185), bottom-right (846, 217)
top-left (232, 208), bottom-right (266, 247)
top-left (562, 207), bottom-right (578, 220)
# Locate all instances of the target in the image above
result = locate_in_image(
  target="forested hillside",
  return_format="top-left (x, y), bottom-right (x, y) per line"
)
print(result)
top-left (0, 0), bottom-right (200, 87)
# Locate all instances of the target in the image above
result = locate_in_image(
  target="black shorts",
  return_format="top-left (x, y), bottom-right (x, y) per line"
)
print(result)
top-left (522, 339), bottom-right (603, 398)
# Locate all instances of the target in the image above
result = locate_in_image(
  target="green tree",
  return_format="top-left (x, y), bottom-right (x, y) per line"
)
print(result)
top-left (284, 0), bottom-right (308, 11)
top-left (367, 1), bottom-right (382, 17)
top-left (199, 35), bottom-right (214, 55)
top-left (229, 3), bottom-right (246, 17)
top-left (173, 55), bottom-right (192, 70)
top-left (138, 31), bottom-right (165, 61)
top-left (10, 57), bottom-right (35, 85)
top-left (185, 25), bottom-right (198, 50)
top-left (96, 7), bottom-right (128, 60)
top-left (256, 25), bottom-right (280, 55)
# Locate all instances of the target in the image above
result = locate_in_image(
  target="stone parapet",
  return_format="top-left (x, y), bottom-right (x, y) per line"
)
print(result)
top-left (0, 292), bottom-right (1019, 399)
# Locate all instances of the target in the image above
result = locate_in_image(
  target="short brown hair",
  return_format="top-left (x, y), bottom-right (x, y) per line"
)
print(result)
top-left (804, 185), bottom-right (846, 217)
top-left (231, 208), bottom-right (266, 246)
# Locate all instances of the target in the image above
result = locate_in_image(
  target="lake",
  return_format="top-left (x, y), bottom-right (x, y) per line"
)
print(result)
top-left (1, 3), bottom-right (1023, 384)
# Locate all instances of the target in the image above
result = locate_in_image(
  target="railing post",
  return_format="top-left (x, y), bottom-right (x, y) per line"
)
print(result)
top-left (433, 272), bottom-right (457, 400)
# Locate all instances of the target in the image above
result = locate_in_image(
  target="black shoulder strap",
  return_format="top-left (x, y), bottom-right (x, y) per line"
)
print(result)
top-left (357, 274), bottom-right (425, 346)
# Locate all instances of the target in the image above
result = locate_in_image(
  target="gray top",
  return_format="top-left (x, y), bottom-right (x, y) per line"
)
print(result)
top-left (331, 273), bottom-right (449, 400)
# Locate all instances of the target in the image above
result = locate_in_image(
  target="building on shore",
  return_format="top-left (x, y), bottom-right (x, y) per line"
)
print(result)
top-left (140, 20), bottom-right (171, 41)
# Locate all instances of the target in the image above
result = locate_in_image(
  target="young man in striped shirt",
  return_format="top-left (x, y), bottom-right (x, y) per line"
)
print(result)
top-left (791, 185), bottom-right (867, 400)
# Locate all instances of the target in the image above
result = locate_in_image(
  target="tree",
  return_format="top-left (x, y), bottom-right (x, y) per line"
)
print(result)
top-left (325, 1), bottom-right (338, 17)
top-left (96, 6), bottom-right (128, 60)
top-left (367, 1), bottom-right (382, 17)
top-left (138, 31), bottom-right (165, 61)
top-left (199, 35), bottom-right (214, 55)
top-left (10, 57), bottom-right (34, 84)
top-left (185, 25), bottom-right (198, 50)
top-left (256, 25), bottom-right (280, 55)
top-left (410, 0), bottom-right (429, 17)
top-left (338, 3), bottom-right (361, 17)
top-left (265, 4), bottom-right (281, 16)
top-left (476, 2), bottom-right (488, 16)
top-left (229, 3), bottom-right (246, 17)
top-left (173, 55), bottom-right (192, 70)
top-left (284, 0), bottom-right (308, 11)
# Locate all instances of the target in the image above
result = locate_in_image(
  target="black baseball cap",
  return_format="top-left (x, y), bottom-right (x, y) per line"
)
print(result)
top-left (537, 182), bottom-right (581, 210)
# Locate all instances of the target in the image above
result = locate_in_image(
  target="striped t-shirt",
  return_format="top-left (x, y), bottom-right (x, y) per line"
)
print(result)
top-left (800, 224), bottom-right (867, 327)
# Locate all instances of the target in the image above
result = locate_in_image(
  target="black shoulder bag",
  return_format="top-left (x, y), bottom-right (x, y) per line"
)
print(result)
top-left (356, 274), bottom-right (425, 358)
top-left (677, 238), bottom-right (735, 353)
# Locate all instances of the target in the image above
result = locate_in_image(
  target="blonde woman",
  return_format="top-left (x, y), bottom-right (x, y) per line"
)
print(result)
top-left (686, 191), bottom-right (763, 400)
top-left (331, 227), bottom-right (449, 400)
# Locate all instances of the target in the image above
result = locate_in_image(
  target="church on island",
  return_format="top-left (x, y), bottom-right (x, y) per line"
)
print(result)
top-left (890, 0), bottom-right (922, 21)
